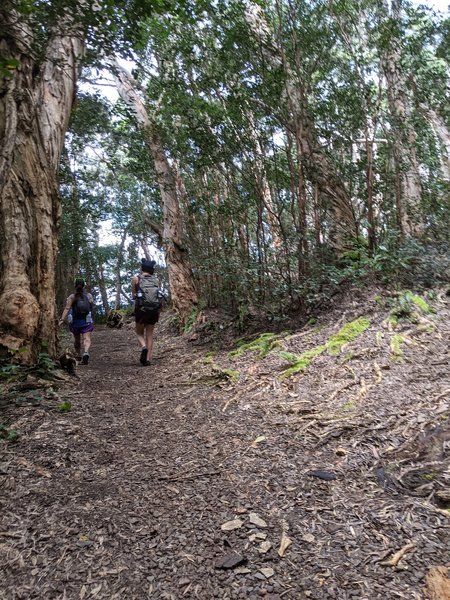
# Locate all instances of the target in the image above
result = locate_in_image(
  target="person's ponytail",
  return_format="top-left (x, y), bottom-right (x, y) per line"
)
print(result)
top-left (75, 278), bottom-right (85, 298)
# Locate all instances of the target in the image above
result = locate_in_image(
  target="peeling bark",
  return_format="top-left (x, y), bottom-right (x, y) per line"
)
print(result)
top-left (0, 8), bottom-right (84, 361)
top-left (111, 60), bottom-right (199, 325)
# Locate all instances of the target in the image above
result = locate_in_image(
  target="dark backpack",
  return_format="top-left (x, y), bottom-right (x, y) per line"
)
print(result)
top-left (136, 275), bottom-right (161, 312)
top-left (72, 293), bottom-right (91, 318)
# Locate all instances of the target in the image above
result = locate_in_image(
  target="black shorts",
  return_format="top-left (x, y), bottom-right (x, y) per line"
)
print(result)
top-left (135, 307), bottom-right (159, 325)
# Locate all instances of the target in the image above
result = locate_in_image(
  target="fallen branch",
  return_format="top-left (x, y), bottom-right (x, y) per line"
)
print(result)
top-left (380, 542), bottom-right (416, 567)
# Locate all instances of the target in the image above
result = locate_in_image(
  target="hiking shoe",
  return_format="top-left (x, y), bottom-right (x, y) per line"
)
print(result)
top-left (82, 353), bottom-right (90, 365)
top-left (139, 348), bottom-right (148, 365)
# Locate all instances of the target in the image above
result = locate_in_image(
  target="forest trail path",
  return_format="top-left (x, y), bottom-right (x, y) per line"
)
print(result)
top-left (2, 291), bottom-right (450, 600)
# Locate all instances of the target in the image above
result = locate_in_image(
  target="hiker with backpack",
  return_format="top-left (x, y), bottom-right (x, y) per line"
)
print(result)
top-left (58, 278), bottom-right (94, 365)
top-left (131, 259), bottom-right (162, 366)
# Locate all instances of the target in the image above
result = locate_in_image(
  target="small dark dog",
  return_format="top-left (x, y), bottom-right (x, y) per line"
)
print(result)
top-left (58, 348), bottom-right (77, 375)
top-left (106, 310), bottom-right (124, 329)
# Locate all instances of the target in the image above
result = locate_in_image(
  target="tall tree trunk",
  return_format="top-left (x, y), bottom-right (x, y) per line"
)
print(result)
top-left (114, 230), bottom-right (127, 310)
top-left (418, 104), bottom-right (450, 182)
top-left (380, 0), bottom-right (423, 236)
top-left (0, 8), bottom-right (84, 362)
top-left (247, 114), bottom-right (283, 248)
top-left (366, 137), bottom-right (376, 254)
top-left (111, 60), bottom-right (199, 325)
top-left (96, 263), bottom-right (110, 317)
top-left (246, 2), bottom-right (357, 250)
top-left (56, 149), bottom-right (81, 310)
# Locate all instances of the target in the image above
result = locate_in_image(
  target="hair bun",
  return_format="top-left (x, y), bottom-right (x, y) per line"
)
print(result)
top-left (141, 258), bottom-right (155, 271)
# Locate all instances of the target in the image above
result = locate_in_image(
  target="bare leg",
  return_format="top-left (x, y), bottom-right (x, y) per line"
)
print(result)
top-left (144, 324), bottom-right (155, 359)
top-left (82, 331), bottom-right (92, 354)
top-left (73, 333), bottom-right (81, 358)
top-left (135, 323), bottom-right (146, 348)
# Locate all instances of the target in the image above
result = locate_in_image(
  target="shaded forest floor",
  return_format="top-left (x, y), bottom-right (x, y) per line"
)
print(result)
top-left (1, 286), bottom-right (450, 600)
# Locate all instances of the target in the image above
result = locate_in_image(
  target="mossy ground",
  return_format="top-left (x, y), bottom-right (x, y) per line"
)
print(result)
top-left (279, 318), bottom-right (371, 377)
top-left (390, 334), bottom-right (405, 362)
top-left (229, 333), bottom-right (281, 359)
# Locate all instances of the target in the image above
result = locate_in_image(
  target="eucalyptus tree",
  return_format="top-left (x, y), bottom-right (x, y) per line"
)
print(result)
top-left (376, 0), bottom-right (424, 235)
top-left (111, 60), bottom-right (199, 324)
top-left (61, 94), bottom-right (165, 314)
top-left (0, 0), bottom-right (168, 363)
top-left (120, 2), bottom-right (301, 311)
top-left (401, 6), bottom-right (450, 234)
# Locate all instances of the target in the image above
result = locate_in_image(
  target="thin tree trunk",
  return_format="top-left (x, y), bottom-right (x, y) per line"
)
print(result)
top-left (418, 103), bottom-right (450, 181)
top-left (329, 2), bottom-right (383, 253)
top-left (114, 230), bottom-right (127, 310)
top-left (380, 0), bottom-right (423, 236)
top-left (0, 8), bottom-right (84, 361)
top-left (366, 137), bottom-right (376, 254)
top-left (111, 59), bottom-right (199, 325)
top-left (313, 184), bottom-right (322, 249)
top-left (56, 150), bottom-right (81, 310)
top-left (96, 264), bottom-right (110, 317)
top-left (140, 241), bottom-right (152, 260)
top-left (247, 114), bottom-right (283, 248)
top-left (246, 2), bottom-right (357, 250)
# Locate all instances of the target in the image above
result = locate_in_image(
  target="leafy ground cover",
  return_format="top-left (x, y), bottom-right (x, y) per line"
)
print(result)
top-left (1, 286), bottom-right (449, 599)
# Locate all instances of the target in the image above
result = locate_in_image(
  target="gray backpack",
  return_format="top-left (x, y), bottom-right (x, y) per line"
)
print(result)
top-left (136, 275), bottom-right (161, 312)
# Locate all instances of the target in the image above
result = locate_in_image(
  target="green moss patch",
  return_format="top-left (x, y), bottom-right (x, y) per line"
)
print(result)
top-left (410, 294), bottom-right (430, 314)
top-left (390, 335), bottom-right (404, 362)
top-left (229, 333), bottom-right (280, 359)
top-left (279, 345), bottom-right (326, 378)
top-left (278, 317), bottom-right (370, 378)
top-left (389, 291), bottom-right (431, 323)
top-left (326, 318), bottom-right (370, 355)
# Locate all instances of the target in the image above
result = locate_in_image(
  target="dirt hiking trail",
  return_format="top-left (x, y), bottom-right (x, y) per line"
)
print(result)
top-left (1, 288), bottom-right (450, 600)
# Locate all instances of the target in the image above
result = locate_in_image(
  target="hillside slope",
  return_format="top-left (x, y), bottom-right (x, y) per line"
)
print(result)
top-left (1, 286), bottom-right (449, 599)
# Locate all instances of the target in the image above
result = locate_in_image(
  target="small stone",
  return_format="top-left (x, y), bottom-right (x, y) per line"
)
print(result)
top-left (221, 519), bottom-right (244, 531)
top-left (234, 567), bottom-right (252, 574)
top-left (259, 567), bottom-right (274, 579)
top-left (215, 552), bottom-right (247, 570)
top-left (302, 533), bottom-right (315, 544)
top-left (259, 541), bottom-right (272, 554)
top-left (249, 513), bottom-right (268, 528)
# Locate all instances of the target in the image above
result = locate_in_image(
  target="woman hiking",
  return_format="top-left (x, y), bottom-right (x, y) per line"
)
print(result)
top-left (59, 278), bottom-right (94, 365)
top-left (131, 259), bottom-right (161, 366)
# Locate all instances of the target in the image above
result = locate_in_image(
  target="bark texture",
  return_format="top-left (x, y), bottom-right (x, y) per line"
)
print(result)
top-left (381, 0), bottom-right (423, 235)
top-left (111, 60), bottom-right (199, 325)
top-left (0, 8), bottom-right (84, 361)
